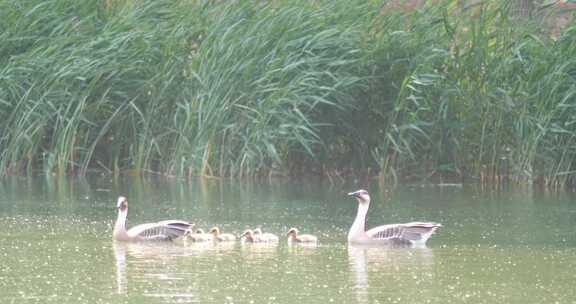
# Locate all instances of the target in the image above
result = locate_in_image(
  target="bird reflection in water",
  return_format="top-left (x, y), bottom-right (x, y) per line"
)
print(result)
top-left (113, 242), bottom-right (189, 295)
top-left (113, 241), bottom-right (233, 300)
top-left (347, 244), bottom-right (435, 304)
top-left (287, 241), bottom-right (318, 256)
top-left (113, 242), bottom-right (127, 294)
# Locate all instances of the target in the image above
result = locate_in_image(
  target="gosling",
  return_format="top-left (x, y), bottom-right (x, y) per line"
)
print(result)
top-left (254, 228), bottom-right (279, 242)
top-left (184, 228), bottom-right (214, 242)
top-left (209, 227), bottom-right (236, 242)
top-left (286, 227), bottom-right (318, 243)
top-left (240, 229), bottom-right (279, 243)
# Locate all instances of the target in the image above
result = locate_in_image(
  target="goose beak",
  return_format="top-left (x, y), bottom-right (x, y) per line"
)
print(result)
top-left (348, 190), bottom-right (370, 203)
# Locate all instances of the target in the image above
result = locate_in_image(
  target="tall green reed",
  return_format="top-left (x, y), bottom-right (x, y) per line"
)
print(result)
top-left (1, 0), bottom-right (575, 187)
top-left (0, 0), bottom-right (367, 178)
top-left (168, 1), bottom-right (366, 177)
top-left (366, 0), bottom-right (576, 187)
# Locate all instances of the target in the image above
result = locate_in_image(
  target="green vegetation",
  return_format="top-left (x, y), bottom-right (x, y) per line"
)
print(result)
top-left (1, 0), bottom-right (575, 187)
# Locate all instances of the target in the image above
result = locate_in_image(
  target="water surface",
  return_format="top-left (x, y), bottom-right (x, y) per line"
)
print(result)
top-left (1, 177), bottom-right (575, 303)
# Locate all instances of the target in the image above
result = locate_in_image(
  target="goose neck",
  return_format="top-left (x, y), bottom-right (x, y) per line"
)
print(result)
top-left (113, 209), bottom-right (128, 240)
top-left (348, 200), bottom-right (370, 242)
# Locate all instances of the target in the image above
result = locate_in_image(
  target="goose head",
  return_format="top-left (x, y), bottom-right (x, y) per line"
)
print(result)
top-left (347, 189), bottom-right (370, 204)
top-left (117, 196), bottom-right (128, 212)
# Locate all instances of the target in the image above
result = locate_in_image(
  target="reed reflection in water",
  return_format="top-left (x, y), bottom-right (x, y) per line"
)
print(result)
top-left (2, 177), bottom-right (576, 303)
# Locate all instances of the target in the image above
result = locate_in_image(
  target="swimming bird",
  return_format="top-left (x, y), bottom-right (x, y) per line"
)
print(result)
top-left (184, 228), bottom-right (214, 242)
top-left (254, 228), bottom-right (279, 242)
top-left (240, 229), bottom-right (279, 243)
top-left (250, 228), bottom-right (278, 241)
top-left (209, 227), bottom-right (236, 242)
top-left (113, 196), bottom-right (193, 242)
top-left (286, 227), bottom-right (318, 243)
top-left (347, 189), bottom-right (441, 245)
top-left (240, 229), bottom-right (256, 242)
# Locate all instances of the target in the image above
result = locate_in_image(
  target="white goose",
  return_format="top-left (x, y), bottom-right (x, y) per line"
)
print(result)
top-left (113, 196), bottom-right (193, 242)
top-left (347, 189), bottom-right (441, 245)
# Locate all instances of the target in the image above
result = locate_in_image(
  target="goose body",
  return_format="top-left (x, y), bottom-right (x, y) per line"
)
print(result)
top-left (209, 227), bottom-right (236, 242)
top-left (347, 189), bottom-right (441, 246)
top-left (286, 227), bottom-right (318, 243)
top-left (113, 196), bottom-right (193, 242)
top-left (241, 229), bottom-right (279, 243)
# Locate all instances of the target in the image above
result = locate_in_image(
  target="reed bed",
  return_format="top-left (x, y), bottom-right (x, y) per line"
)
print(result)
top-left (1, 0), bottom-right (575, 188)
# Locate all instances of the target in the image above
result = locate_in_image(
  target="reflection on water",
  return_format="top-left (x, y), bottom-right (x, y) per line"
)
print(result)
top-left (240, 242), bottom-right (279, 259)
top-left (113, 241), bottom-right (205, 302)
top-left (2, 177), bottom-right (576, 303)
top-left (113, 242), bottom-right (127, 294)
top-left (348, 245), bottom-right (369, 304)
top-left (111, 239), bottom-right (325, 303)
top-left (287, 242), bottom-right (318, 256)
top-left (347, 245), bottom-right (435, 303)
top-left (113, 242), bottom-right (195, 296)
top-left (113, 240), bottom-right (243, 302)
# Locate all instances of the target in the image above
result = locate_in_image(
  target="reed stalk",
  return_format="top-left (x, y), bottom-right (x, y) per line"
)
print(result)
top-left (1, 0), bottom-right (575, 187)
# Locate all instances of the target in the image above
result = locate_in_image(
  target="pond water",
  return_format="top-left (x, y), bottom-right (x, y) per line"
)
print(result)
top-left (0, 177), bottom-right (575, 303)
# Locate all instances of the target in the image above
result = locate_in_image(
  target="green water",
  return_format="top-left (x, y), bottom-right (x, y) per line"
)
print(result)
top-left (1, 177), bottom-right (575, 303)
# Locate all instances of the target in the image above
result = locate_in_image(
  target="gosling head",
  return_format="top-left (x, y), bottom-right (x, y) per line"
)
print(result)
top-left (286, 227), bottom-right (299, 237)
top-left (183, 228), bottom-right (194, 236)
top-left (253, 228), bottom-right (263, 235)
top-left (209, 227), bottom-right (220, 236)
top-left (240, 229), bottom-right (254, 241)
top-left (195, 228), bottom-right (205, 234)
top-left (117, 196), bottom-right (128, 211)
top-left (241, 229), bottom-right (252, 237)
top-left (347, 189), bottom-right (370, 204)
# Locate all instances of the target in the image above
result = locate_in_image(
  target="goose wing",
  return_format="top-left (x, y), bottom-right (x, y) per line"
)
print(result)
top-left (156, 220), bottom-right (194, 232)
top-left (366, 222), bottom-right (441, 242)
top-left (127, 220), bottom-right (193, 241)
top-left (365, 224), bottom-right (405, 240)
